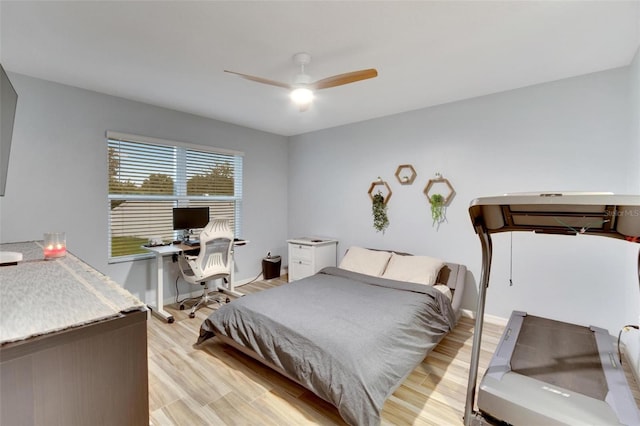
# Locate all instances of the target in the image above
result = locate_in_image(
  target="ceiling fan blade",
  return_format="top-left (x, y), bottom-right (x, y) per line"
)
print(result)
top-left (311, 69), bottom-right (378, 90)
top-left (224, 70), bottom-right (292, 90)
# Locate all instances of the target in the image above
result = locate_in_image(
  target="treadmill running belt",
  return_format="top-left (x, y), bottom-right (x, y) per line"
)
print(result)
top-left (511, 315), bottom-right (607, 401)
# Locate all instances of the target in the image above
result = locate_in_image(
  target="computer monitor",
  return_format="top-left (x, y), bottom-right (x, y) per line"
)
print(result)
top-left (172, 207), bottom-right (210, 231)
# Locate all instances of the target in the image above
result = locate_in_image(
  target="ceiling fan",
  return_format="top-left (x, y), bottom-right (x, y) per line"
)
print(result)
top-left (224, 52), bottom-right (378, 111)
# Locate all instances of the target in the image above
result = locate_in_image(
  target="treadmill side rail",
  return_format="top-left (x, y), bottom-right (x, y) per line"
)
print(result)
top-left (592, 327), bottom-right (640, 426)
top-left (483, 311), bottom-right (526, 382)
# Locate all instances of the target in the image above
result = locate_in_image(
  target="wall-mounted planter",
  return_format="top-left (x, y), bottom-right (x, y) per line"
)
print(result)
top-left (368, 179), bottom-right (393, 204)
top-left (423, 175), bottom-right (455, 206)
top-left (368, 178), bottom-right (392, 233)
top-left (423, 174), bottom-right (455, 227)
top-left (394, 164), bottom-right (417, 185)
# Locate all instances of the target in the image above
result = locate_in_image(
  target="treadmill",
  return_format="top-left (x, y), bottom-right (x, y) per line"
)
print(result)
top-left (464, 193), bottom-right (640, 426)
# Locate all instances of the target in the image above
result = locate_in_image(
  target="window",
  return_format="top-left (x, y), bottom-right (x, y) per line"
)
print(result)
top-left (107, 132), bottom-right (243, 262)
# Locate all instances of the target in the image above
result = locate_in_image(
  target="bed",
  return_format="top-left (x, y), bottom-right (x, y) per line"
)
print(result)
top-left (197, 247), bottom-right (467, 425)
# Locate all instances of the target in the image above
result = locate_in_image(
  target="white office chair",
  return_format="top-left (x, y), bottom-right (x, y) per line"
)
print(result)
top-left (177, 219), bottom-right (233, 318)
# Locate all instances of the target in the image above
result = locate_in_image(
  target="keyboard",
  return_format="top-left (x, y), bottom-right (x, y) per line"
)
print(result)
top-left (184, 239), bottom-right (199, 246)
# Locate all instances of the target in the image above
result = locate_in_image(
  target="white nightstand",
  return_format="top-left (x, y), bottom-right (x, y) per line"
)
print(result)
top-left (287, 237), bottom-right (338, 282)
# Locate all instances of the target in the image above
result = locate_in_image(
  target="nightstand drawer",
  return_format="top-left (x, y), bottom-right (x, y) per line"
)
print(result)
top-left (289, 244), bottom-right (312, 261)
top-left (289, 259), bottom-right (313, 281)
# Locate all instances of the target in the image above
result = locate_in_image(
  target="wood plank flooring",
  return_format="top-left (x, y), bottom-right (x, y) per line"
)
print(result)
top-left (148, 277), bottom-right (640, 425)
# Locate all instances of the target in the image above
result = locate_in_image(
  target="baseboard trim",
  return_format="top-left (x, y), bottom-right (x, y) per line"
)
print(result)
top-left (461, 309), bottom-right (509, 326)
top-left (234, 273), bottom-right (287, 287)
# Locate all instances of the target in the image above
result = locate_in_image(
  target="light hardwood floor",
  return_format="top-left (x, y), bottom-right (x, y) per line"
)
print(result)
top-left (148, 277), bottom-right (640, 425)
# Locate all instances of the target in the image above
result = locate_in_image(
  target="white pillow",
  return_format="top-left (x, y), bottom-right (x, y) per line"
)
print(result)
top-left (381, 253), bottom-right (445, 285)
top-left (339, 246), bottom-right (392, 276)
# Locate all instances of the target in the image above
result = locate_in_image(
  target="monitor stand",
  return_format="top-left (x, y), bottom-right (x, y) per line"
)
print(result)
top-left (183, 229), bottom-right (195, 242)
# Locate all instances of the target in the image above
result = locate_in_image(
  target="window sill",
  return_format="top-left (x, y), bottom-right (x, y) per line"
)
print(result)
top-left (108, 252), bottom-right (155, 264)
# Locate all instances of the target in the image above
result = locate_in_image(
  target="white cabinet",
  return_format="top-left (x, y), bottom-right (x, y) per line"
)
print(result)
top-left (287, 237), bottom-right (338, 282)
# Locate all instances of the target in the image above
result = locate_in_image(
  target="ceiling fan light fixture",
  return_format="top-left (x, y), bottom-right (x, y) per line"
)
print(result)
top-left (290, 87), bottom-right (314, 108)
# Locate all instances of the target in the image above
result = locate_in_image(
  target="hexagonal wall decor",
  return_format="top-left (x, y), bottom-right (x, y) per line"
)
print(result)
top-left (424, 176), bottom-right (455, 206)
top-left (395, 164), bottom-right (417, 185)
top-left (368, 180), bottom-right (393, 205)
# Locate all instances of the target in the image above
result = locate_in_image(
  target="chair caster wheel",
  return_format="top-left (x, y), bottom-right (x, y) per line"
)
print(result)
top-left (189, 312), bottom-right (195, 319)
top-left (179, 304), bottom-right (185, 310)
top-left (225, 297), bottom-right (231, 303)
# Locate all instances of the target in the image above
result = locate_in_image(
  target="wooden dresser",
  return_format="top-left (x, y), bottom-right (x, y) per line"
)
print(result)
top-left (0, 241), bottom-right (149, 426)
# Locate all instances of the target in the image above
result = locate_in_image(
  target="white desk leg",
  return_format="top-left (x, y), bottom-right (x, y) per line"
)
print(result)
top-left (150, 252), bottom-right (175, 323)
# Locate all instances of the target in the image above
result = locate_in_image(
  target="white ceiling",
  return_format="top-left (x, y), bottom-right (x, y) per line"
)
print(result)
top-left (1, 1), bottom-right (639, 136)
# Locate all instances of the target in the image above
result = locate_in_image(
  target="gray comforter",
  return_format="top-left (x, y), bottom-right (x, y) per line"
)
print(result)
top-left (198, 267), bottom-right (456, 426)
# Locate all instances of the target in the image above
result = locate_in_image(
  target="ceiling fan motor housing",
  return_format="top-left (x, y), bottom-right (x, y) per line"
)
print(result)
top-left (293, 73), bottom-right (312, 86)
top-left (293, 52), bottom-right (311, 66)
top-left (293, 52), bottom-right (312, 86)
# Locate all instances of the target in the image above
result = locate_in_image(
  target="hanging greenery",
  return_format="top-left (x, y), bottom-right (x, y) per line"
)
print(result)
top-left (372, 191), bottom-right (390, 233)
top-left (430, 193), bottom-right (446, 226)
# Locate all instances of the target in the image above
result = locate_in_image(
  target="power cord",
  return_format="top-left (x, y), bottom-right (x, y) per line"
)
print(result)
top-left (244, 270), bottom-right (264, 285)
top-left (174, 275), bottom-right (190, 304)
top-left (509, 232), bottom-right (514, 286)
top-left (617, 324), bottom-right (639, 364)
top-left (174, 275), bottom-right (199, 305)
top-left (622, 249), bottom-right (640, 364)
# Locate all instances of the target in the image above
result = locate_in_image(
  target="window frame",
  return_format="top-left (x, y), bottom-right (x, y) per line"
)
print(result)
top-left (106, 131), bottom-right (243, 263)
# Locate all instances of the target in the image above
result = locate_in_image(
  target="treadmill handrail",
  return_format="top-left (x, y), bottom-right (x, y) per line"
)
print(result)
top-left (469, 193), bottom-right (640, 241)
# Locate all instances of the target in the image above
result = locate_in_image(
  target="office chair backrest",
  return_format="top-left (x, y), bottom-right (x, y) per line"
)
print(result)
top-left (192, 219), bottom-right (234, 280)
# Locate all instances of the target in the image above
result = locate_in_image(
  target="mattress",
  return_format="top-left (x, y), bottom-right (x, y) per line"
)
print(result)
top-left (198, 265), bottom-right (463, 425)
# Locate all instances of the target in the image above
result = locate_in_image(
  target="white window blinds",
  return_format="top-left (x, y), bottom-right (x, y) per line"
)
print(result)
top-left (107, 132), bottom-right (243, 262)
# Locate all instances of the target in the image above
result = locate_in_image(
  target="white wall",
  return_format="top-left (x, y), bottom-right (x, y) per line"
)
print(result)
top-left (2, 61), bottom-right (638, 373)
top-left (622, 47), bottom-right (640, 376)
top-left (288, 66), bottom-right (639, 340)
top-left (633, 47), bottom-right (640, 187)
top-left (0, 73), bottom-right (289, 304)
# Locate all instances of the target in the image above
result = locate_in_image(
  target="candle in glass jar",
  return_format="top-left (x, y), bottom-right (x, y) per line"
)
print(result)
top-left (44, 244), bottom-right (66, 258)
top-left (43, 232), bottom-right (66, 259)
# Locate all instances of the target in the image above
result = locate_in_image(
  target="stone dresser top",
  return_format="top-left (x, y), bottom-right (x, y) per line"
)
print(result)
top-left (0, 241), bottom-right (145, 345)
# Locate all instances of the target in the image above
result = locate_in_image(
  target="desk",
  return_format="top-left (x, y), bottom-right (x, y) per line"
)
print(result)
top-left (145, 240), bottom-right (247, 323)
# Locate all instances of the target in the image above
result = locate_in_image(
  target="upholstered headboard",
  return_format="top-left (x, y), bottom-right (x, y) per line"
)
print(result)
top-left (342, 247), bottom-right (467, 320)
top-left (439, 262), bottom-right (467, 319)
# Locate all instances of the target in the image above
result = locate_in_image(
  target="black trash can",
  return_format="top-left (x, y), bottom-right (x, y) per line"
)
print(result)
top-left (262, 255), bottom-right (281, 280)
